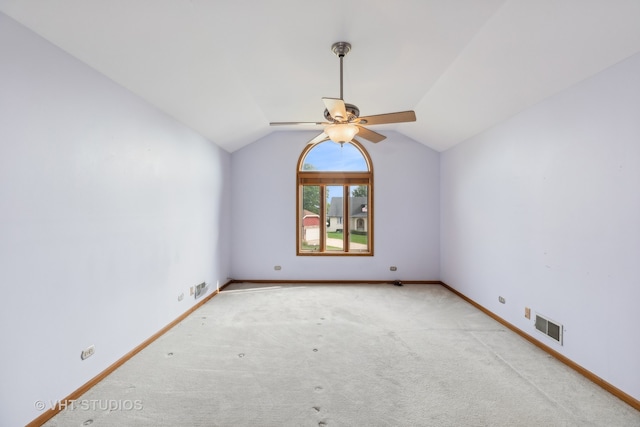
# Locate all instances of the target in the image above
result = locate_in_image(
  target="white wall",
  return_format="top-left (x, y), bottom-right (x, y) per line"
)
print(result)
top-left (441, 52), bottom-right (640, 401)
top-left (0, 14), bottom-right (231, 427)
top-left (230, 131), bottom-right (440, 281)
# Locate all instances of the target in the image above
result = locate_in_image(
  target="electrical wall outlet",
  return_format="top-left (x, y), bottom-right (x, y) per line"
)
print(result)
top-left (178, 293), bottom-right (184, 301)
top-left (390, 266), bottom-right (397, 271)
top-left (81, 345), bottom-right (95, 360)
top-left (190, 286), bottom-right (194, 296)
top-left (525, 307), bottom-right (531, 319)
top-left (498, 296), bottom-right (506, 304)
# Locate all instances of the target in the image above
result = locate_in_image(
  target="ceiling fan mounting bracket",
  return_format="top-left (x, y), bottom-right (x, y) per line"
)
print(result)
top-left (324, 103), bottom-right (360, 122)
top-left (331, 41), bottom-right (351, 58)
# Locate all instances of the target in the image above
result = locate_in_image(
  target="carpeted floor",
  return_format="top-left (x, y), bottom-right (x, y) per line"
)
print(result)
top-left (44, 283), bottom-right (640, 426)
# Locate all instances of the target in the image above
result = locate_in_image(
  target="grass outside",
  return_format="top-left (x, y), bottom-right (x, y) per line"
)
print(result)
top-left (328, 231), bottom-right (368, 245)
top-left (302, 231), bottom-right (368, 251)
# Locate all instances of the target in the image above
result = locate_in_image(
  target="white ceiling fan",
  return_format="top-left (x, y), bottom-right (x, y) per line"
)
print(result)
top-left (269, 42), bottom-right (417, 145)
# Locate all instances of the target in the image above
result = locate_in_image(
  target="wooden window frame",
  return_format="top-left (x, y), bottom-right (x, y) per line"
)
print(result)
top-left (296, 141), bottom-right (374, 256)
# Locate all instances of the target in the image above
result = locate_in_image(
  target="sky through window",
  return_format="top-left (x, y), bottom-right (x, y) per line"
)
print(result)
top-left (302, 141), bottom-right (368, 171)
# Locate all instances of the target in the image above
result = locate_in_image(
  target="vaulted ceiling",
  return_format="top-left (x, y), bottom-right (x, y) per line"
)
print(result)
top-left (2, 0), bottom-right (640, 153)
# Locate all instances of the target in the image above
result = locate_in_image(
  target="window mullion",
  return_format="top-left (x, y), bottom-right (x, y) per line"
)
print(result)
top-left (343, 185), bottom-right (349, 253)
top-left (319, 186), bottom-right (326, 252)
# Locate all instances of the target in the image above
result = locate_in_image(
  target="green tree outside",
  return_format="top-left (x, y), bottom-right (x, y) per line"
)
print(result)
top-left (351, 185), bottom-right (368, 197)
top-left (302, 163), bottom-right (319, 214)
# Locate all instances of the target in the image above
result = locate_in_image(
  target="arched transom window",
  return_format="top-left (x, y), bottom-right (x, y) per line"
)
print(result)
top-left (297, 140), bottom-right (373, 255)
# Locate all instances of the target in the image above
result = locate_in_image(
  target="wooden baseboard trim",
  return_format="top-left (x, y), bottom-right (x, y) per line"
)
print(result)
top-left (27, 281), bottom-right (232, 427)
top-left (439, 281), bottom-right (640, 412)
top-left (229, 279), bottom-right (442, 285)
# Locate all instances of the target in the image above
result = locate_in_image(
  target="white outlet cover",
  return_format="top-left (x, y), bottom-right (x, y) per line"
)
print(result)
top-left (81, 345), bottom-right (95, 360)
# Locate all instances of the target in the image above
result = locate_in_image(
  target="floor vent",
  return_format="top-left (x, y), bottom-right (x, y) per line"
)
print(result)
top-left (535, 313), bottom-right (563, 345)
top-left (194, 282), bottom-right (207, 299)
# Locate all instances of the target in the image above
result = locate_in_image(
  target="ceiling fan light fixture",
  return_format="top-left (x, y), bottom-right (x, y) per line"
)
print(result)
top-left (325, 123), bottom-right (359, 143)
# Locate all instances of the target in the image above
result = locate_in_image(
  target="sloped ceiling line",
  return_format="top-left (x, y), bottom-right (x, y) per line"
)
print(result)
top-left (2, 0), bottom-right (640, 152)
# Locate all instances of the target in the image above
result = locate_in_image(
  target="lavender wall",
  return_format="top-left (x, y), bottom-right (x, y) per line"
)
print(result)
top-left (440, 52), bottom-right (640, 401)
top-left (230, 131), bottom-right (440, 281)
top-left (0, 13), bottom-right (231, 426)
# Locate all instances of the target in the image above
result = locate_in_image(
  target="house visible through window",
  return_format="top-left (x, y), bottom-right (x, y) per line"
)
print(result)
top-left (297, 140), bottom-right (373, 255)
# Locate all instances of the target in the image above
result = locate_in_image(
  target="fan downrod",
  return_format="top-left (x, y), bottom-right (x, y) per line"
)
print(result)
top-left (329, 42), bottom-right (358, 118)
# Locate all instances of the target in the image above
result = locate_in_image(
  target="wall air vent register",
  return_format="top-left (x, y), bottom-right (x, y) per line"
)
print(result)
top-left (535, 313), bottom-right (563, 345)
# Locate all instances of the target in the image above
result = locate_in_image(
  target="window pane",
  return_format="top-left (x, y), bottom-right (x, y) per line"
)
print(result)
top-left (349, 185), bottom-right (369, 252)
top-left (301, 186), bottom-right (320, 251)
top-left (302, 141), bottom-right (368, 171)
top-left (326, 185), bottom-right (344, 251)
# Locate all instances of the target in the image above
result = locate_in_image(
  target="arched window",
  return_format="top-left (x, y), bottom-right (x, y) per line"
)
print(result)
top-left (297, 140), bottom-right (373, 255)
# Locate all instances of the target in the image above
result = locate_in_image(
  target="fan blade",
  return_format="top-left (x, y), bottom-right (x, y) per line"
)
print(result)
top-left (355, 126), bottom-right (386, 143)
top-left (322, 97), bottom-right (348, 121)
top-left (308, 132), bottom-right (329, 145)
top-left (270, 121), bottom-right (328, 126)
top-left (357, 110), bottom-right (416, 125)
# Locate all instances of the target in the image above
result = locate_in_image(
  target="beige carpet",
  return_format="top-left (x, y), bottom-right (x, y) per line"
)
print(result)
top-left (44, 283), bottom-right (640, 426)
